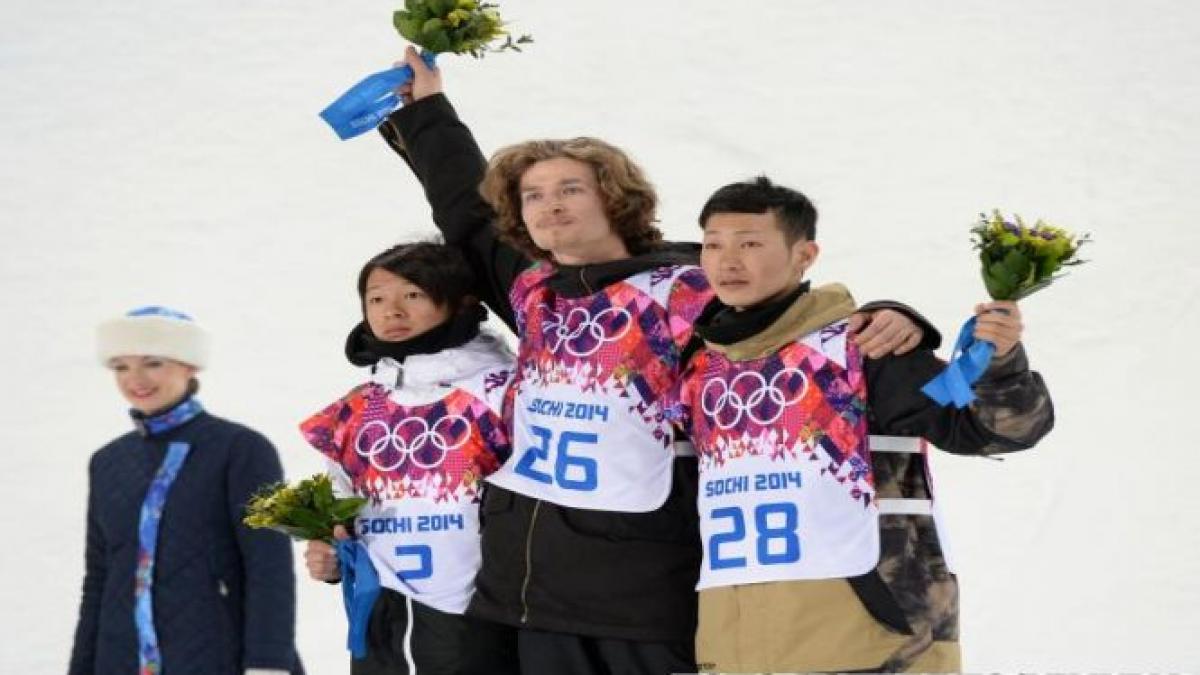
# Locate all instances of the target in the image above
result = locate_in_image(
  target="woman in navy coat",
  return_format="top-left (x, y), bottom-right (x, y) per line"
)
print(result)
top-left (69, 307), bottom-right (302, 675)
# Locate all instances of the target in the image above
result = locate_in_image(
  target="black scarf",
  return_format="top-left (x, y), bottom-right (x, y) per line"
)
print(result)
top-left (694, 282), bottom-right (810, 346)
top-left (548, 243), bottom-right (701, 298)
top-left (344, 304), bottom-right (488, 367)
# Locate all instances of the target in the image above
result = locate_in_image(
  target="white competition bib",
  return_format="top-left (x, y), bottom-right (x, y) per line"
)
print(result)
top-left (486, 381), bottom-right (674, 512)
top-left (698, 452), bottom-right (879, 590)
top-left (357, 498), bottom-right (481, 615)
top-left (493, 264), bottom-right (708, 513)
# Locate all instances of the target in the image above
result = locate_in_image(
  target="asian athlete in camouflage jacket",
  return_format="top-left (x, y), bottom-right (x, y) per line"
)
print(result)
top-left (681, 282), bottom-right (1054, 673)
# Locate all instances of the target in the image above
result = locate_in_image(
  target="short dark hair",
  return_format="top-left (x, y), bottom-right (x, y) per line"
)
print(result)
top-left (698, 176), bottom-right (818, 244)
top-left (356, 241), bottom-right (476, 313)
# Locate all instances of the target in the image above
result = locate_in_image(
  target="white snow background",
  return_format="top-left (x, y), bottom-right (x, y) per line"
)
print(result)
top-left (2, 0), bottom-right (1197, 671)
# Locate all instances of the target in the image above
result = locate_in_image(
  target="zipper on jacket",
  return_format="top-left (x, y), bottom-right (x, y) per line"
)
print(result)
top-left (519, 500), bottom-right (543, 624)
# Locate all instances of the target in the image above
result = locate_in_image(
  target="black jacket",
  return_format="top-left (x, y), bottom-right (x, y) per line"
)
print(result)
top-left (69, 409), bottom-right (303, 674)
top-left (382, 95), bottom-right (710, 641)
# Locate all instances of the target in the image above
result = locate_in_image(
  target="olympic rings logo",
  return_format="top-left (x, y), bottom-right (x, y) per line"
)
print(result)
top-left (542, 306), bottom-right (632, 357)
top-left (700, 368), bottom-right (809, 430)
top-left (353, 415), bottom-right (470, 472)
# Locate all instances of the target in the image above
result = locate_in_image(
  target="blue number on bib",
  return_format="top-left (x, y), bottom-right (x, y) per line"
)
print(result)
top-left (395, 544), bottom-right (432, 581)
top-left (708, 502), bottom-right (801, 570)
top-left (555, 430), bottom-right (598, 490)
top-left (514, 426), bottom-right (553, 484)
top-left (515, 425), bottom-right (598, 491)
top-left (708, 507), bottom-right (748, 569)
top-left (755, 502), bottom-right (801, 564)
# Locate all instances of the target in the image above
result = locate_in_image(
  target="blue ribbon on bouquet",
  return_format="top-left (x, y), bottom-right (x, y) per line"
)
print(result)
top-left (319, 51), bottom-right (438, 140)
top-left (921, 316), bottom-right (996, 408)
top-left (335, 539), bottom-right (381, 659)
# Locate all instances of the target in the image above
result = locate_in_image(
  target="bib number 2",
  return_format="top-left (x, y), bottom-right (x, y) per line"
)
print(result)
top-left (514, 425), bottom-right (598, 491)
top-left (395, 544), bottom-right (432, 581)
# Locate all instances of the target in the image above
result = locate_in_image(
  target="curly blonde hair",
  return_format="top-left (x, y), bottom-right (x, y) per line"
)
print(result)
top-left (479, 137), bottom-right (663, 261)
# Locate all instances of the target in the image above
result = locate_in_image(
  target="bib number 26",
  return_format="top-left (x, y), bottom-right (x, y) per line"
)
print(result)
top-left (514, 425), bottom-right (598, 491)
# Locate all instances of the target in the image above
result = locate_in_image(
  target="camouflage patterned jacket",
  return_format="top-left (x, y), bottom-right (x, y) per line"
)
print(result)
top-left (691, 282), bottom-right (1054, 673)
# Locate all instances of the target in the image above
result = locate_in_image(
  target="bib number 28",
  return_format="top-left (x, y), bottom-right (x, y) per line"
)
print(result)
top-left (708, 502), bottom-right (801, 570)
top-left (514, 425), bottom-right (598, 491)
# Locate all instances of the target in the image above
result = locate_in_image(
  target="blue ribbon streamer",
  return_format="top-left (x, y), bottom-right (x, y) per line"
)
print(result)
top-left (320, 52), bottom-right (438, 140)
top-left (135, 441), bottom-right (193, 675)
top-left (135, 396), bottom-right (204, 436)
top-left (335, 539), bottom-right (381, 659)
top-left (921, 316), bottom-right (996, 408)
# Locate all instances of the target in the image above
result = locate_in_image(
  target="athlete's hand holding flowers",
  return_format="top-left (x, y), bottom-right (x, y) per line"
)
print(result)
top-left (305, 525), bottom-right (351, 582)
top-left (923, 211), bottom-right (1087, 407)
top-left (320, 0), bottom-right (531, 140)
top-left (394, 45), bottom-right (443, 105)
top-left (972, 300), bottom-right (1023, 358)
top-left (245, 475), bottom-right (378, 657)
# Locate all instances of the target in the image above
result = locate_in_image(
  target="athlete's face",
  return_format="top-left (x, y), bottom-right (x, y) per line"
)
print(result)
top-left (363, 267), bottom-right (452, 343)
top-left (701, 211), bottom-right (819, 310)
top-left (109, 355), bottom-right (196, 414)
top-left (518, 157), bottom-right (629, 265)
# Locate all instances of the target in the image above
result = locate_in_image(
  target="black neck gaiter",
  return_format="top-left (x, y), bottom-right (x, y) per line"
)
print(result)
top-left (343, 304), bottom-right (488, 367)
top-left (694, 282), bottom-right (811, 346)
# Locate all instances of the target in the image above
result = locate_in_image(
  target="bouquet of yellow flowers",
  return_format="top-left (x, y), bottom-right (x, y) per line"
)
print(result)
top-left (243, 474), bottom-right (366, 542)
top-left (245, 474), bottom-right (377, 658)
top-left (973, 210), bottom-right (1089, 300)
top-left (923, 211), bottom-right (1089, 407)
top-left (321, 0), bottom-right (531, 140)
top-left (393, 0), bottom-right (532, 57)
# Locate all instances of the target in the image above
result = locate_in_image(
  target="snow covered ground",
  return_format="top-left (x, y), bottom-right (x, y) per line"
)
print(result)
top-left (2, 0), bottom-right (1198, 671)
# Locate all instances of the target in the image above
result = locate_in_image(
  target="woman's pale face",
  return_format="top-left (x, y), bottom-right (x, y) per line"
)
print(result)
top-left (108, 355), bottom-right (196, 414)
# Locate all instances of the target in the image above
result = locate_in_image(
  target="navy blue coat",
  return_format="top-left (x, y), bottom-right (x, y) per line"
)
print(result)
top-left (69, 411), bottom-right (303, 674)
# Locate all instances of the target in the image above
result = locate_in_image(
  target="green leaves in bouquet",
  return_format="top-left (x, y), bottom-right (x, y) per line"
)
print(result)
top-left (312, 474), bottom-right (334, 513)
top-left (243, 474), bottom-right (367, 543)
top-left (287, 505), bottom-right (331, 538)
top-left (972, 210), bottom-right (1089, 301)
top-left (393, 0), bottom-right (533, 58)
top-left (980, 247), bottom-right (1032, 301)
top-left (330, 497), bottom-right (366, 522)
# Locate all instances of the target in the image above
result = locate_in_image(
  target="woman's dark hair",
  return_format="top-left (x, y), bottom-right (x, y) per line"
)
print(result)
top-left (698, 175), bottom-right (818, 244)
top-left (355, 241), bottom-right (477, 314)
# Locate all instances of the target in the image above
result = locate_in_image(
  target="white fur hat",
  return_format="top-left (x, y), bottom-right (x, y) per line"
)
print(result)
top-left (96, 306), bottom-right (211, 369)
